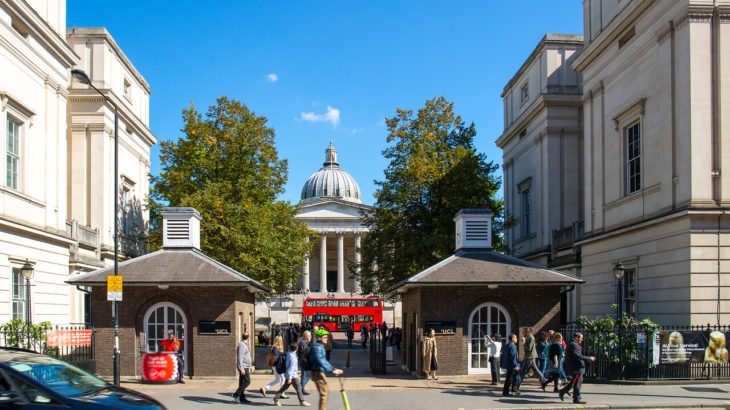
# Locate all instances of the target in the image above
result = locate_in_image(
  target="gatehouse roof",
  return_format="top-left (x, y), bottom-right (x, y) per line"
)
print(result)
top-left (66, 248), bottom-right (269, 293)
top-left (389, 249), bottom-right (583, 293)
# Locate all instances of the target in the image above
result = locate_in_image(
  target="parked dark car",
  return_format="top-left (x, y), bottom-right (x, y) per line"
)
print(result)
top-left (0, 348), bottom-right (165, 409)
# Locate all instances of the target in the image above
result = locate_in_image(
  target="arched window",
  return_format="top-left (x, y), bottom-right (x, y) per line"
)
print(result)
top-left (143, 302), bottom-right (187, 373)
top-left (468, 302), bottom-right (510, 374)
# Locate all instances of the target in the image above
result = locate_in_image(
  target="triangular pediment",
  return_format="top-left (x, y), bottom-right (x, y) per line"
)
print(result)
top-left (296, 198), bottom-right (372, 220)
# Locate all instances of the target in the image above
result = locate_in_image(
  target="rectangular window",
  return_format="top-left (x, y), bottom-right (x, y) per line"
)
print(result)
top-left (6, 117), bottom-right (20, 189)
top-left (622, 269), bottom-right (636, 317)
top-left (123, 79), bottom-right (131, 98)
top-left (121, 186), bottom-right (131, 235)
top-left (625, 122), bottom-right (641, 195)
top-left (11, 268), bottom-right (26, 320)
top-left (521, 83), bottom-right (529, 103)
top-left (521, 189), bottom-right (530, 237)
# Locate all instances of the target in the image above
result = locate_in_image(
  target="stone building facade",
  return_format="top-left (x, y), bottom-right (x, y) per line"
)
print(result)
top-left (498, 0), bottom-right (730, 325)
top-left (0, 0), bottom-right (155, 325)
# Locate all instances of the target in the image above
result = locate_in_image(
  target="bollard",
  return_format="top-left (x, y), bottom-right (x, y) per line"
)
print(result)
top-left (345, 350), bottom-right (351, 368)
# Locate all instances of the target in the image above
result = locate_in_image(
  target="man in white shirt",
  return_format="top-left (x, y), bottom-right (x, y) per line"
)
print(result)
top-left (485, 333), bottom-right (502, 385)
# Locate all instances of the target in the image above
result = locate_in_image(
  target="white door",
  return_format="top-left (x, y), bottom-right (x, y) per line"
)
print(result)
top-left (468, 302), bottom-right (510, 374)
top-left (144, 302), bottom-right (187, 374)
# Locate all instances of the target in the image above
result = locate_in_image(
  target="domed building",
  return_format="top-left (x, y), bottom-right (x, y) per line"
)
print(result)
top-left (296, 142), bottom-right (372, 294)
top-left (258, 143), bottom-right (400, 327)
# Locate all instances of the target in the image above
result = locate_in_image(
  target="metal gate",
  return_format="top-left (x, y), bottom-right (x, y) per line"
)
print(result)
top-left (370, 324), bottom-right (386, 374)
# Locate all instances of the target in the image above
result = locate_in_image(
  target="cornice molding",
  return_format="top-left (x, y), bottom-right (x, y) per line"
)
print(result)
top-left (66, 28), bottom-right (151, 94)
top-left (496, 93), bottom-right (582, 148)
top-left (572, 0), bottom-right (657, 73)
top-left (68, 90), bottom-right (157, 147)
top-left (0, 0), bottom-right (79, 68)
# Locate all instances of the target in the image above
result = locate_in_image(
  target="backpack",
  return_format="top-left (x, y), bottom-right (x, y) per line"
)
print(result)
top-left (265, 348), bottom-right (277, 367)
top-left (274, 353), bottom-right (287, 374)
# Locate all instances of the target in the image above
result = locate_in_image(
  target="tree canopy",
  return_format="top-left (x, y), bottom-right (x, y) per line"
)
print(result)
top-left (148, 96), bottom-right (311, 293)
top-left (356, 96), bottom-right (504, 295)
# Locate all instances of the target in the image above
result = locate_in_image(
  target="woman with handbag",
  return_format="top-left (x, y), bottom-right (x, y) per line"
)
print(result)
top-left (260, 336), bottom-right (288, 398)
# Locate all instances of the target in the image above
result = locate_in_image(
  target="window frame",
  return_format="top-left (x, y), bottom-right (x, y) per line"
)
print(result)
top-left (521, 188), bottom-right (531, 238)
top-left (520, 83), bottom-right (529, 105)
top-left (621, 268), bottom-right (637, 318)
top-left (11, 267), bottom-right (26, 321)
top-left (624, 121), bottom-right (641, 195)
top-left (5, 115), bottom-right (22, 191)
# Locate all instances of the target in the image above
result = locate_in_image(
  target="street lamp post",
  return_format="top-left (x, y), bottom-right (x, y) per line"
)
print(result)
top-left (613, 260), bottom-right (625, 379)
top-left (71, 69), bottom-right (120, 386)
top-left (21, 260), bottom-right (34, 324)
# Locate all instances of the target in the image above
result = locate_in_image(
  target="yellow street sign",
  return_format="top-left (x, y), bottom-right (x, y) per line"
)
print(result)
top-left (107, 275), bottom-right (123, 292)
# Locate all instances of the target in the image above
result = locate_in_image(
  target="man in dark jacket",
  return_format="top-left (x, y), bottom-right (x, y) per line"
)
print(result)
top-left (559, 332), bottom-right (595, 404)
top-left (297, 330), bottom-right (313, 395)
top-left (500, 333), bottom-right (521, 396)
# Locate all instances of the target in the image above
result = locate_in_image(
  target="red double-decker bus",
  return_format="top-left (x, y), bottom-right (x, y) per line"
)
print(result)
top-left (302, 298), bottom-right (382, 332)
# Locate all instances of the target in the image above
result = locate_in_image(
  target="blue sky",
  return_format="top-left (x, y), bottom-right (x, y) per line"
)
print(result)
top-left (67, 1), bottom-right (583, 205)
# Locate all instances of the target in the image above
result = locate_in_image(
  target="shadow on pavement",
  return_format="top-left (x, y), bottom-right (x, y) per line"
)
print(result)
top-left (180, 395), bottom-right (237, 405)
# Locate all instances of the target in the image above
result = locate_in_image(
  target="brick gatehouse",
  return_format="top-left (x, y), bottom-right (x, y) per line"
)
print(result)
top-left (68, 207), bottom-right (268, 379)
top-left (391, 209), bottom-right (582, 376)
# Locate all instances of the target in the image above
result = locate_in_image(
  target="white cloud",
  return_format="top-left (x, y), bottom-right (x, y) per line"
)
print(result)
top-left (266, 73), bottom-right (278, 82)
top-left (300, 106), bottom-right (340, 126)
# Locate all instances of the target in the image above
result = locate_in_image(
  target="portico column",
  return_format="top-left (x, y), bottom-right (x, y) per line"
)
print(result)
top-left (302, 237), bottom-right (310, 291)
top-left (354, 232), bottom-right (362, 293)
top-left (319, 233), bottom-right (327, 292)
top-left (336, 231), bottom-right (345, 293)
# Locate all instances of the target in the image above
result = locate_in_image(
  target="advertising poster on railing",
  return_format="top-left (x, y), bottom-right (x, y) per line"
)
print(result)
top-left (46, 330), bottom-right (92, 347)
top-left (653, 330), bottom-right (729, 365)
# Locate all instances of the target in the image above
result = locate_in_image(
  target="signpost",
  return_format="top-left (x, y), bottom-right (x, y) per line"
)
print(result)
top-left (107, 275), bottom-right (123, 301)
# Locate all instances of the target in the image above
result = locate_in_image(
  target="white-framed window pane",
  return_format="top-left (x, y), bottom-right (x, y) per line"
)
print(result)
top-left (6, 118), bottom-right (20, 189)
top-left (623, 269), bottom-right (636, 317)
top-left (11, 268), bottom-right (25, 320)
top-left (625, 123), bottom-right (641, 195)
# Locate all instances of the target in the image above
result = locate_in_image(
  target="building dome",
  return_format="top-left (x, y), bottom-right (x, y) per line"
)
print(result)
top-left (301, 142), bottom-right (362, 204)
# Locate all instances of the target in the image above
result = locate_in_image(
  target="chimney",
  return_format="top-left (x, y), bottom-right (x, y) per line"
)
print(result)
top-left (161, 207), bottom-right (202, 250)
top-left (454, 209), bottom-right (493, 251)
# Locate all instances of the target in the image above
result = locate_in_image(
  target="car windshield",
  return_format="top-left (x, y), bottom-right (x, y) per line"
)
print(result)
top-left (6, 353), bottom-right (107, 398)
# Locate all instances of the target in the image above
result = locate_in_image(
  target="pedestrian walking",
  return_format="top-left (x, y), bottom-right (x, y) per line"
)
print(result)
top-left (484, 333), bottom-right (502, 385)
top-left (501, 334), bottom-right (521, 396)
top-left (309, 329), bottom-right (343, 410)
top-left (540, 332), bottom-right (565, 392)
top-left (518, 327), bottom-right (547, 389)
top-left (393, 328), bottom-right (402, 353)
top-left (323, 328), bottom-right (333, 361)
top-left (559, 332), bottom-right (595, 404)
top-left (297, 330), bottom-right (313, 395)
top-left (423, 329), bottom-right (438, 380)
top-left (260, 335), bottom-right (287, 398)
top-left (232, 332), bottom-right (252, 404)
top-left (272, 343), bottom-right (311, 407)
top-left (537, 331), bottom-right (549, 374)
top-left (346, 325), bottom-right (354, 348)
top-left (360, 324), bottom-right (369, 350)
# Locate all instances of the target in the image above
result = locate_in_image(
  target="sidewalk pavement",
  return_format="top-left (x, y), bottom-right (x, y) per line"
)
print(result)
top-left (124, 334), bottom-right (730, 409)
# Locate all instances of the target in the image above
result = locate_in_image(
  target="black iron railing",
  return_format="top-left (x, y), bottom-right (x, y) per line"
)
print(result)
top-left (559, 324), bottom-right (730, 381)
top-left (370, 325), bottom-right (386, 374)
top-left (0, 325), bottom-right (96, 374)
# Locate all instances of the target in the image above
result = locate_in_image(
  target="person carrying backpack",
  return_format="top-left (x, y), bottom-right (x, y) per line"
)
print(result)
top-left (309, 329), bottom-right (343, 410)
top-left (297, 330), bottom-right (313, 395)
top-left (272, 343), bottom-right (311, 407)
top-left (346, 325), bottom-right (354, 348)
top-left (260, 336), bottom-right (287, 398)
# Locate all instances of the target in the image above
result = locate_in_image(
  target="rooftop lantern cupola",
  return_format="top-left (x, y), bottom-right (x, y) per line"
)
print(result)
top-left (454, 209), bottom-right (493, 251)
top-left (161, 207), bottom-right (202, 250)
top-left (324, 141), bottom-right (338, 166)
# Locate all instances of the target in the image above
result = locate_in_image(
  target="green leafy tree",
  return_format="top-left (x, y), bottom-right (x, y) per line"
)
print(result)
top-left (149, 97), bottom-right (312, 293)
top-left (356, 97), bottom-right (505, 295)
